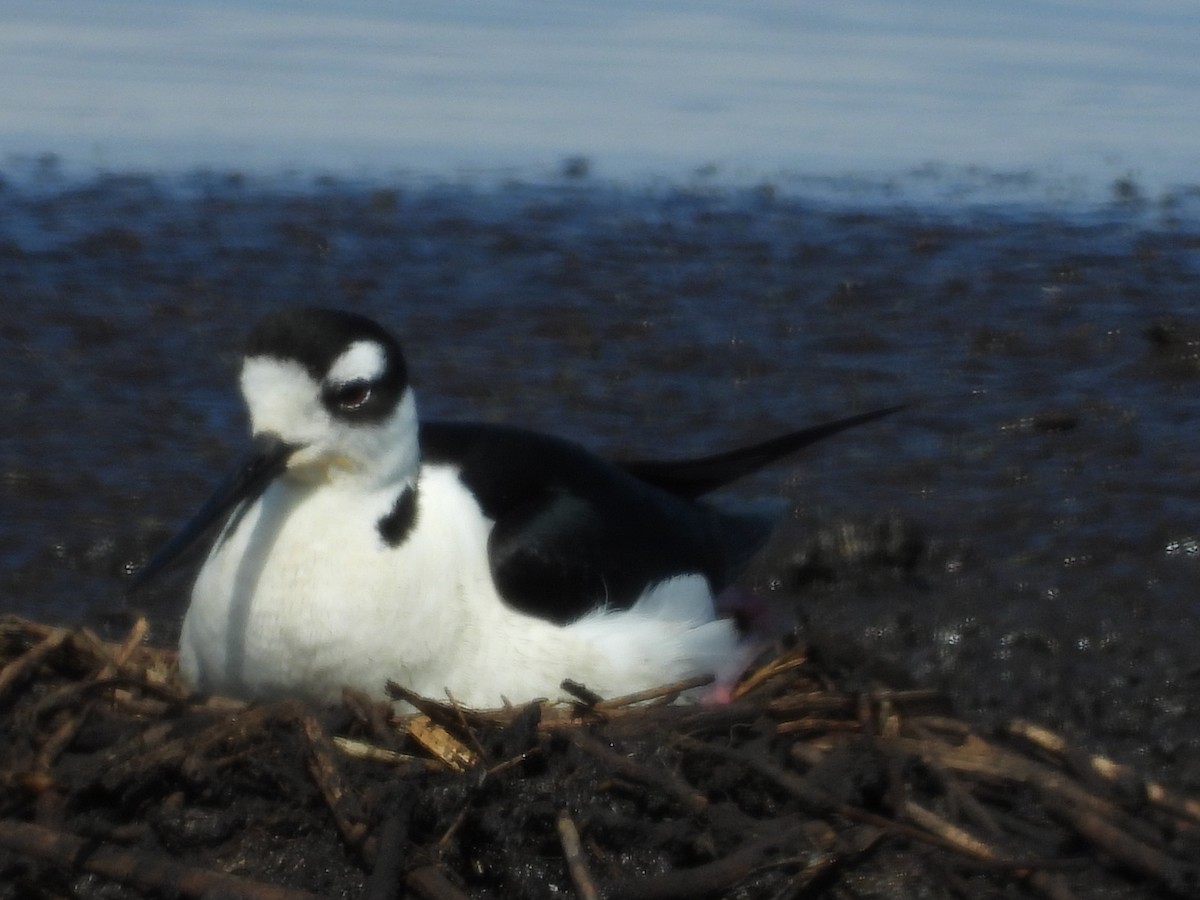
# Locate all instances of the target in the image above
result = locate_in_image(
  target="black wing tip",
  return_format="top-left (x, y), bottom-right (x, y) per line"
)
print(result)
top-left (621, 402), bottom-right (908, 498)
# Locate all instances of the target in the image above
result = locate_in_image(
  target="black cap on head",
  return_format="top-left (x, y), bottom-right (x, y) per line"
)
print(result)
top-left (246, 308), bottom-right (409, 423)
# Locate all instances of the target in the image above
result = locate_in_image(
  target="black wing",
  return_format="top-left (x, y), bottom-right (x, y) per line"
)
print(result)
top-left (618, 405), bottom-right (905, 499)
top-left (419, 406), bottom-right (900, 625)
top-left (420, 422), bottom-right (736, 624)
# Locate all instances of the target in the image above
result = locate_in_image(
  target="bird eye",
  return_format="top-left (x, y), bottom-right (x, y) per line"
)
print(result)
top-left (333, 381), bottom-right (372, 410)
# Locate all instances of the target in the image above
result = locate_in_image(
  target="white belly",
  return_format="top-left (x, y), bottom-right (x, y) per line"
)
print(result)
top-left (179, 465), bottom-right (740, 706)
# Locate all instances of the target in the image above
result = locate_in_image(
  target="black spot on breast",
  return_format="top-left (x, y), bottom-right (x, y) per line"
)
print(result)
top-left (378, 486), bottom-right (418, 546)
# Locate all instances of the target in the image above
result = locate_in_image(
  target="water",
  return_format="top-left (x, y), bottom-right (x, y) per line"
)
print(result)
top-left (2, 1), bottom-right (1197, 197)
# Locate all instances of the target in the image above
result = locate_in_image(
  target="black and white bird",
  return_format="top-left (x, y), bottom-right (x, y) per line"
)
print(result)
top-left (133, 308), bottom-right (898, 707)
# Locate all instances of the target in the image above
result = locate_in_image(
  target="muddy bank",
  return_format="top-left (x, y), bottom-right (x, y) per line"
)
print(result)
top-left (3, 616), bottom-right (1198, 899)
top-left (1, 167), bottom-right (1199, 793)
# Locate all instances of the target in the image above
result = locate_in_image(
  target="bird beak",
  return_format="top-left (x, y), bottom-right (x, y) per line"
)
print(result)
top-left (128, 434), bottom-right (298, 591)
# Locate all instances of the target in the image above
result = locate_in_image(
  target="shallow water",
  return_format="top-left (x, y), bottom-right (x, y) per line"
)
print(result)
top-left (2, 168), bottom-right (1199, 781)
top-left (3, 1), bottom-right (1198, 195)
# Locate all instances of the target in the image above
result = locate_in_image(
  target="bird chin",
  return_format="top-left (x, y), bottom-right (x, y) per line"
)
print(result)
top-left (287, 454), bottom-right (357, 485)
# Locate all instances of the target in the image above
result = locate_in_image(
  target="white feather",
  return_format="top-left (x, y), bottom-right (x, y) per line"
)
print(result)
top-left (179, 465), bottom-right (741, 706)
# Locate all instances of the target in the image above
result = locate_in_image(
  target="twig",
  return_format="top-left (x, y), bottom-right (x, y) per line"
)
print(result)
top-left (878, 736), bottom-right (1128, 827)
top-left (765, 692), bottom-right (857, 718)
top-left (0, 817), bottom-right (325, 900)
top-left (333, 735), bottom-right (444, 771)
top-left (366, 813), bottom-right (409, 900)
top-left (561, 679), bottom-right (605, 706)
top-left (342, 685), bottom-right (403, 750)
top-left (606, 819), bottom-right (816, 900)
top-left (557, 810), bottom-right (600, 900)
top-left (405, 714), bottom-right (480, 771)
top-left (0, 626), bottom-right (70, 705)
top-left (594, 673), bottom-right (715, 709)
top-left (673, 734), bottom-right (833, 813)
top-left (444, 689), bottom-right (491, 761)
top-left (567, 729), bottom-right (709, 816)
top-left (31, 619), bottom-right (150, 771)
top-left (296, 706), bottom-right (369, 849)
top-left (99, 704), bottom-right (274, 790)
top-left (731, 648), bottom-right (811, 700)
top-left (681, 735), bottom-right (1057, 870)
top-left (1008, 718), bottom-right (1200, 826)
top-left (406, 865), bottom-right (470, 900)
top-left (902, 800), bottom-right (1005, 863)
top-left (1054, 801), bottom-right (1200, 897)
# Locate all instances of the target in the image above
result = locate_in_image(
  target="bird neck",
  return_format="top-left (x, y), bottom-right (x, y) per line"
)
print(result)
top-left (359, 387), bottom-right (422, 493)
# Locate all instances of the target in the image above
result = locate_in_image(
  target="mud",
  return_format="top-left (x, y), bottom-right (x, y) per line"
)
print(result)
top-left (1, 163), bottom-right (1199, 801)
top-left (3, 617), bottom-right (1197, 899)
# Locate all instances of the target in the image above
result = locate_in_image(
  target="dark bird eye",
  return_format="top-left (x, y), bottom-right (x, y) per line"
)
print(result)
top-left (333, 382), bottom-right (372, 410)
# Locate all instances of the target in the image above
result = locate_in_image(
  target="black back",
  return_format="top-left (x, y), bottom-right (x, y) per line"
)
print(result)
top-left (420, 421), bottom-right (759, 624)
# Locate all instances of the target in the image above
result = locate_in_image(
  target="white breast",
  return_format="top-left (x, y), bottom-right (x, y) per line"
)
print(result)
top-left (178, 465), bottom-right (741, 707)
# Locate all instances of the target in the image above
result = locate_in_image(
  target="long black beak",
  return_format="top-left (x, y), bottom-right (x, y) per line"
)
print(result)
top-left (128, 434), bottom-right (297, 592)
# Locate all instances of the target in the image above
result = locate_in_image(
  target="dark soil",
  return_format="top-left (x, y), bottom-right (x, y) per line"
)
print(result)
top-left (2, 617), bottom-right (1198, 899)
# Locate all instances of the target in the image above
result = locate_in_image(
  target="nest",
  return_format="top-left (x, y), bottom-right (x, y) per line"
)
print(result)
top-left (1, 616), bottom-right (1198, 899)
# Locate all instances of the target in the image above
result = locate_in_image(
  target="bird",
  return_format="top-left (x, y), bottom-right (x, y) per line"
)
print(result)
top-left (131, 307), bottom-right (900, 707)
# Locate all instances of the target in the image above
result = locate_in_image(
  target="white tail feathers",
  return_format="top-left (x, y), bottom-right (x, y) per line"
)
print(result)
top-left (563, 574), bottom-right (742, 698)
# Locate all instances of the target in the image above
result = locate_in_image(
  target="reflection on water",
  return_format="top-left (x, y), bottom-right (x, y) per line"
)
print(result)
top-left (1, 1), bottom-right (1197, 195)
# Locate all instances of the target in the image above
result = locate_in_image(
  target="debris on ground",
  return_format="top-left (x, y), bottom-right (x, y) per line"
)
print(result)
top-left (1, 616), bottom-right (1197, 899)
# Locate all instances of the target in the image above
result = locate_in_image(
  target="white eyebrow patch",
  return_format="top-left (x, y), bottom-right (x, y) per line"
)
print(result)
top-left (327, 340), bottom-right (387, 384)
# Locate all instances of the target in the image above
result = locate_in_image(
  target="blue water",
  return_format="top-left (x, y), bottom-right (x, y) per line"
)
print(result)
top-left (2, 1), bottom-right (1197, 200)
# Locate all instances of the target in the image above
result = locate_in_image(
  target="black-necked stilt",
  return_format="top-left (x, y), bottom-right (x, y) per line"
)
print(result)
top-left (133, 308), bottom-right (900, 706)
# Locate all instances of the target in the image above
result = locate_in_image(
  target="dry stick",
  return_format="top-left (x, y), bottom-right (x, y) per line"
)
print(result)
top-left (406, 714), bottom-right (479, 771)
top-left (333, 735), bottom-right (446, 771)
top-left (1024, 871), bottom-right (1081, 900)
top-left (0, 626), bottom-right (71, 705)
top-left (902, 801), bottom-right (1004, 863)
top-left (100, 704), bottom-right (277, 789)
top-left (1054, 802), bottom-right (1200, 898)
top-left (605, 819), bottom-right (817, 900)
top-left (730, 648), bottom-right (811, 700)
top-left (96, 616), bottom-right (151, 673)
top-left (880, 737), bottom-right (1128, 828)
top-left (406, 865), bottom-right (470, 900)
top-left (35, 709), bottom-right (93, 773)
top-left (678, 735), bottom-right (1051, 872)
top-left (906, 721), bottom-right (1004, 837)
top-left (561, 678), bottom-right (606, 707)
top-left (33, 620), bottom-right (152, 771)
top-left (0, 616), bottom-right (54, 640)
top-left (565, 729), bottom-right (709, 816)
top-left (388, 682), bottom-right (475, 726)
top-left (891, 734), bottom-right (1179, 849)
top-left (593, 673), bottom-right (715, 710)
top-left (882, 735), bottom-right (1200, 891)
top-left (910, 715), bottom-right (976, 738)
top-left (557, 810), bottom-right (601, 900)
top-left (365, 813), bottom-right (409, 900)
top-left (765, 692), bottom-right (858, 718)
top-left (775, 718), bottom-right (863, 736)
top-left (1008, 718), bottom-right (1200, 827)
top-left (436, 802), bottom-right (472, 851)
top-left (342, 686), bottom-right (403, 751)
top-left (295, 706), bottom-right (369, 850)
top-left (673, 734), bottom-right (833, 812)
top-left (0, 818), bottom-right (325, 900)
top-left (444, 689), bottom-right (491, 761)
top-left (485, 746), bottom-right (542, 778)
